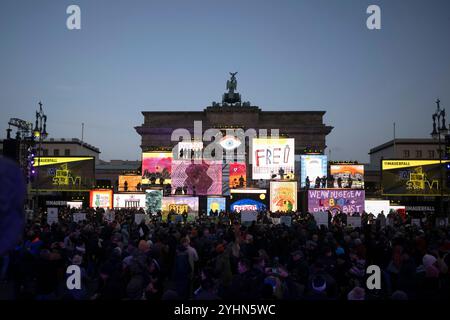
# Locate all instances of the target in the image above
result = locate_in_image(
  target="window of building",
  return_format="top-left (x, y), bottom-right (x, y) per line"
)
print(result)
top-left (403, 150), bottom-right (410, 158)
top-left (54, 149), bottom-right (60, 156)
top-left (416, 150), bottom-right (422, 158)
top-left (42, 149), bottom-right (49, 156)
top-left (429, 150), bottom-right (435, 158)
top-left (64, 149), bottom-right (71, 156)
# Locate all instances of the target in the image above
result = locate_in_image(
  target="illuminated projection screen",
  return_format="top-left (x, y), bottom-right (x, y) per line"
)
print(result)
top-left (365, 200), bottom-right (390, 216)
top-left (162, 197), bottom-right (199, 214)
top-left (330, 165), bottom-right (364, 189)
top-left (171, 160), bottom-right (222, 195)
top-left (252, 138), bottom-right (295, 180)
top-left (113, 194), bottom-right (146, 209)
top-left (300, 155), bottom-right (328, 187)
top-left (230, 163), bottom-right (246, 188)
top-left (142, 152), bottom-right (172, 184)
top-left (270, 181), bottom-right (298, 212)
top-left (175, 141), bottom-right (204, 160)
top-left (308, 189), bottom-right (365, 214)
top-left (118, 175), bottom-right (142, 192)
top-left (230, 199), bottom-right (266, 212)
top-left (33, 157), bottom-right (95, 191)
top-left (207, 197), bottom-right (226, 214)
top-left (145, 190), bottom-right (163, 213)
top-left (90, 190), bottom-right (113, 209)
top-left (382, 160), bottom-right (450, 196)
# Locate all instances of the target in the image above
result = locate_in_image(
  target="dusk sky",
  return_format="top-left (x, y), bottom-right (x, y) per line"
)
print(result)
top-left (1, 0), bottom-right (449, 162)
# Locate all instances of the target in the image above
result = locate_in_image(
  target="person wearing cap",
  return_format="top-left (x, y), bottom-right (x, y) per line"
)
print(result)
top-left (416, 254), bottom-right (440, 299)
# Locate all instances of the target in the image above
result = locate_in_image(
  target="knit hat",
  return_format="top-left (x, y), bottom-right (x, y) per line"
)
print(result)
top-left (216, 244), bottom-right (225, 253)
top-left (422, 254), bottom-right (437, 268)
top-left (138, 240), bottom-right (150, 252)
top-left (347, 287), bottom-right (365, 300)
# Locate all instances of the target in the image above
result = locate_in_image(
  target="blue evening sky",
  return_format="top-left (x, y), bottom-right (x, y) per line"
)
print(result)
top-left (1, 0), bottom-right (449, 162)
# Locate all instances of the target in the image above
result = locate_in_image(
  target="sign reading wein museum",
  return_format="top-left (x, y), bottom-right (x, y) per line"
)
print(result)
top-left (308, 189), bottom-right (365, 214)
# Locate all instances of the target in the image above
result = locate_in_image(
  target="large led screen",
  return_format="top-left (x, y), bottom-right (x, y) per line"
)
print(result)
top-left (308, 189), bottom-right (365, 214)
top-left (270, 181), bottom-right (298, 212)
top-left (33, 157), bottom-right (95, 191)
top-left (330, 165), bottom-right (364, 189)
top-left (90, 189), bottom-right (113, 209)
top-left (118, 175), bottom-right (142, 192)
top-left (162, 197), bottom-right (199, 214)
top-left (207, 197), bottom-right (226, 214)
top-left (230, 199), bottom-right (267, 212)
top-left (113, 193), bottom-right (146, 209)
top-left (142, 152), bottom-right (172, 184)
top-left (230, 163), bottom-right (246, 188)
top-left (145, 189), bottom-right (163, 213)
top-left (252, 138), bottom-right (295, 180)
top-left (171, 160), bottom-right (222, 195)
top-left (382, 160), bottom-right (450, 196)
top-left (300, 155), bottom-right (328, 187)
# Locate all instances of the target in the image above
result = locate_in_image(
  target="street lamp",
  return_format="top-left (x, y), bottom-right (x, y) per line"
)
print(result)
top-left (431, 98), bottom-right (448, 216)
top-left (33, 101), bottom-right (48, 212)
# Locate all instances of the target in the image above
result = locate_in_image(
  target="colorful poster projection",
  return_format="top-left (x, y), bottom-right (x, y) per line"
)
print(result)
top-left (300, 155), bottom-right (328, 188)
top-left (381, 160), bottom-right (450, 196)
top-left (162, 197), bottom-right (199, 215)
top-left (145, 189), bottom-right (163, 213)
top-left (113, 193), bottom-right (146, 209)
top-left (33, 157), bottom-right (95, 191)
top-left (270, 181), bottom-right (298, 212)
top-left (142, 152), bottom-right (172, 184)
top-left (308, 189), bottom-right (365, 214)
top-left (90, 189), bottom-right (113, 209)
top-left (252, 138), bottom-right (295, 180)
top-left (118, 175), bottom-right (142, 192)
top-left (171, 160), bottom-right (222, 195)
top-left (330, 165), bottom-right (364, 189)
top-left (230, 199), bottom-right (266, 212)
top-left (207, 197), bottom-right (226, 214)
top-left (229, 163), bottom-right (246, 188)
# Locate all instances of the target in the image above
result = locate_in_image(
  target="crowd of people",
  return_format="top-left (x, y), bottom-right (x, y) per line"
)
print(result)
top-left (0, 207), bottom-right (449, 301)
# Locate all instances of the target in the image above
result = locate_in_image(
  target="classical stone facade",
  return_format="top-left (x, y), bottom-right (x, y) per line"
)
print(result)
top-left (135, 105), bottom-right (332, 154)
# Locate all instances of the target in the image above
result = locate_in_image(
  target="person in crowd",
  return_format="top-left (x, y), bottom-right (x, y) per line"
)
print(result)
top-left (305, 176), bottom-right (310, 189)
top-left (315, 176), bottom-right (321, 188)
top-left (0, 204), bottom-right (448, 301)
